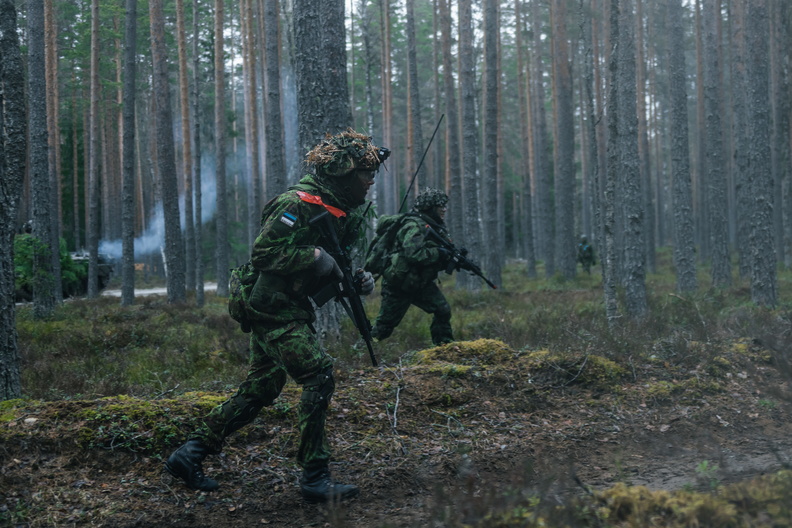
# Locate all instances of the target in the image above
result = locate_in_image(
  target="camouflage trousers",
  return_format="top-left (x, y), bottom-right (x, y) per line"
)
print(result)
top-left (192, 321), bottom-right (334, 470)
top-left (372, 280), bottom-right (453, 345)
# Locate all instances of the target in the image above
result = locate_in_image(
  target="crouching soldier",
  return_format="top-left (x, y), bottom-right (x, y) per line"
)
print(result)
top-left (367, 188), bottom-right (456, 346)
top-left (165, 129), bottom-right (388, 502)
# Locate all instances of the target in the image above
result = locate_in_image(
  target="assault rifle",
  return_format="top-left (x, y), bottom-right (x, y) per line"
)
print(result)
top-left (423, 225), bottom-right (498, 290)
top-left (309, 210), bottom-right (378, 367)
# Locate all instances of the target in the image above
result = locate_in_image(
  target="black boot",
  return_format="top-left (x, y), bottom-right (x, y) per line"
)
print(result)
top-left (300, 466), bottom-right (359, 503)
top-left (165, 440), bottom-right (219, 492)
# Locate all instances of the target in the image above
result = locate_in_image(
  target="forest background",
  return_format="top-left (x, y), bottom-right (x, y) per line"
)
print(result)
top-left (1, 0), bottom-right (792, 401)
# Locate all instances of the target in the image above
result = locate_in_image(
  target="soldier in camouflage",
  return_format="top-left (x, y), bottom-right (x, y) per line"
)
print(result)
top-left (166, 129), bottom-right (388, 503)
top-left (369, 188), bottom-right (455, 345)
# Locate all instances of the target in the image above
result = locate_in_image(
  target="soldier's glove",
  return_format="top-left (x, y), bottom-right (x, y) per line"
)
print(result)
top-left (459, 247), bottom-right (469, 257)
top-left (354, 269), bottom-right (375, 295)
top-left (313, 247), bottom-right (343, 279)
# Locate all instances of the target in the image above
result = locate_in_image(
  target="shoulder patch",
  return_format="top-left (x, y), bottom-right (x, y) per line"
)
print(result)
top-left (280, 211), bottom-right (298, 228)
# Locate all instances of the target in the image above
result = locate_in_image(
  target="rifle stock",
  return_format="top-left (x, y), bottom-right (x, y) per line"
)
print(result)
top-left (309, 211), bottom-right (378, 366)
top-left (424, 225), bottom-right (498, 290)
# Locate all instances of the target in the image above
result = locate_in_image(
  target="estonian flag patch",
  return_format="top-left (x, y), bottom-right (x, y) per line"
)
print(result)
top-left (280, 212), bottom-right (297, 227)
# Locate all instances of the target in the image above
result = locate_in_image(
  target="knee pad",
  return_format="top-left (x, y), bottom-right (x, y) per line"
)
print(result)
top-left (435, 302), bottom-right (452, 322)
top-left (300, 367), bottom-right (336, 411)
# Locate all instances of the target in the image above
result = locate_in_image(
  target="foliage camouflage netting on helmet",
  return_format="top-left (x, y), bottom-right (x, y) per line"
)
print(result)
top-left (413, 188), bottom-right (449, 212)
top-left (305, 128), bottom-right (388, 178)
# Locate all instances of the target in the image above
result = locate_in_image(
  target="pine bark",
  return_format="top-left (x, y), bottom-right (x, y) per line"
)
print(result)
top-left (746, 0), bottom-right (776, 306)
top-left (0, 0), bottom-right (26, 400)
top-left (28, 0), bottom-right (55, 318)
top-left (263, 0), bottom-right (286, 198)
top-left (668, 0), bottom-right (697, 293)
top-left (551, 0), bottom-right (575, 280)
top-left (121, 0), bottom-right (137, 306)
top-left (702, 0), bottom-right (731, 287)
top-left (193, 0), bottom-right (205, 307)
top-left (458, 0), bottom-right (481, 291)
top-left (406, 0), bottom-right (425, 196)
top-left (87, 0), bottom-right (101, 298)
top-left (214, 0), bottom-right (230, 297)
top-left (481, 0), bottom-right (500, 286)
top-left (617, 0), bottom-right (648, 319)
top-left (176, 0), bottom-right (196, 293)
top-left (439, 0), bottom-right (462, 244)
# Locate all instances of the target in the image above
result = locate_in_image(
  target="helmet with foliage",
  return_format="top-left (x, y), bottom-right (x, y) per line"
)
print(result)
top-left (305, 128), bottom-right (390, 178)
top-left (413, 188), bottom-right (449, 212)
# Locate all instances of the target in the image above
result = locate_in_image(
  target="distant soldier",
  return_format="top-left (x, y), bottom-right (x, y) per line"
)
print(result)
top-left (166, 129), bottom-right (388, 503)
top-left (577, 235), bottom-right (596, 274)
top-left (365, 188), bottom-right (457, 346)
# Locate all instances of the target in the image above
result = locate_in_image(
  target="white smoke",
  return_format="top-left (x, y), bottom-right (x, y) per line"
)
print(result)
top-left (99, 151), bottom-right (220, 260)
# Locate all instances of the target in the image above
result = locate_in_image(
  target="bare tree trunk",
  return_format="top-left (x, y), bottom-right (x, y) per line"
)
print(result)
top-left (439, 0), bottom-right (462, 247)
top-left (746, 0), bottom-right (776, 306)
top-left (0, 0), bottom-right (26, 400)
top-left (87, 0), bottom-right (101, 298)
top-left (214, 0), bottom-right (230, 297)
top-left (293, 0), bottom-right (351, 341)
top-left (176, 0), bottom-right (196, 294)
top-left (263, 0), bottom-right (286, 198)
top-left (29, 0), bottom-right (55, 318)
top-left (241, 0), bottom-right (261, 248)
top-left (481, 0), bottom-right (501, 287)
top-left (121, 0), bottom-right (137, 306)
top-left (604, 0), bottom-right (622, 324)
top-left (516, 0), bottom-right (536, 277)
top-left (551, 0), bottom-right (576, 280)
top-left (193, 0), bottom-right (205, 307)
top-left (635, 0), bottom-right (655, 274)
top-left (668, 0), bottom-right (697, 294)
top-left (694, 0), bottom-right (708, 261)
top-left (150, 0), bottom-right (186, 303)
top-left (379, 0), bottom-right (395, 213)
top-left (458, 0), bottom-right (480, 291)
top-left (405, 0), bottom-right (425, 196)
top-left (703, 0), bottom-right (731, 287)
top-left (532, 0), bottom-right (553, 276)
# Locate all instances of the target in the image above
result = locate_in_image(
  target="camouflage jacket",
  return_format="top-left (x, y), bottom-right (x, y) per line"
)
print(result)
top-left (383, 213), bottom-right (452, 292)
top-left (247, 175), bottom-right (365, 327)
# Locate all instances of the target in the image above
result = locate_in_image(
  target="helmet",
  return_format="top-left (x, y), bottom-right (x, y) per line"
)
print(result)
top-left (305, 128), bottom-right (390, 178)
top-left (413, 188), bottom-right (449, 212)
top-left (580, 234), bottom-right (588, 242)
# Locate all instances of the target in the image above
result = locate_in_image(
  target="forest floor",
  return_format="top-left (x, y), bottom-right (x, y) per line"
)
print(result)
top-left (3, 334), bottom-right (792, 527)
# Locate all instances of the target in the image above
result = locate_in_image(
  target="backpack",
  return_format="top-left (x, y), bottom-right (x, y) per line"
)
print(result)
top-left (365, 214), bottom-right (413, 277)
top-left (228, 261), bottom-right (258, 333)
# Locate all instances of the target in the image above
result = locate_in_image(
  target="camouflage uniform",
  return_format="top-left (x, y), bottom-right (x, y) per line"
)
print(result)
top-left (193, 174), bottom-right (360, 469)
top-left (370, 189), bottom-right (454, 345)
top-left (167, 129), bottom-right (388, 501)
top-left (577, 235), bottom-right (596, 275)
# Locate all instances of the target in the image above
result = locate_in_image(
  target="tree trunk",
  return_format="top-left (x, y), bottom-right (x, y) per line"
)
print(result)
top-left (263, 0), bottom-right (286, 198)
top-left (551, 0), bottom-right (576, 280)
top-left (176, 0), bottom-right (196, 294)
top-left (406, 0), bottom-right (425, 196)
top-left (516, 0), bottom-right (536, 277)
top-left (28, 0), bottom-right (55, 319)
top-left (458, 0), bottom-right (481, 291)
top-left (241, 0), bottom-right (261, 249)
top-left (746, 0), bottom-right (776, 306)
top-left (87, 0), bottom-right (101, 298)
top-left (0, 0), bottom-right (26, 400)
top-left (44, 0), bottom-right (63, 304)
top-left (193, 0), bottom-right (205, 307)
top-left (703, 0), bottom-right (731, 287)
top-left (668, 0), bottom-right (697, 293)
top-left (635, 0), bottom-right (655, 274)
top-left (214, 0), bottom-right (230, 298)
top-left (694, 0), bottom-right (708, 261)
top-left (121, 0), bottom-right (137, 306)
top-left (150, 0), bottom-right (186, 303)
top-left (481, 0), bottom-right (501, 287)
top-left (293, 0), bottom-right (351, 341)
top-left (531, 0), bottom-right (553, 276)
top-left (439, 0), bottom-right (462, 249)
top-left (617, 0), bottom-right (648, 319)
